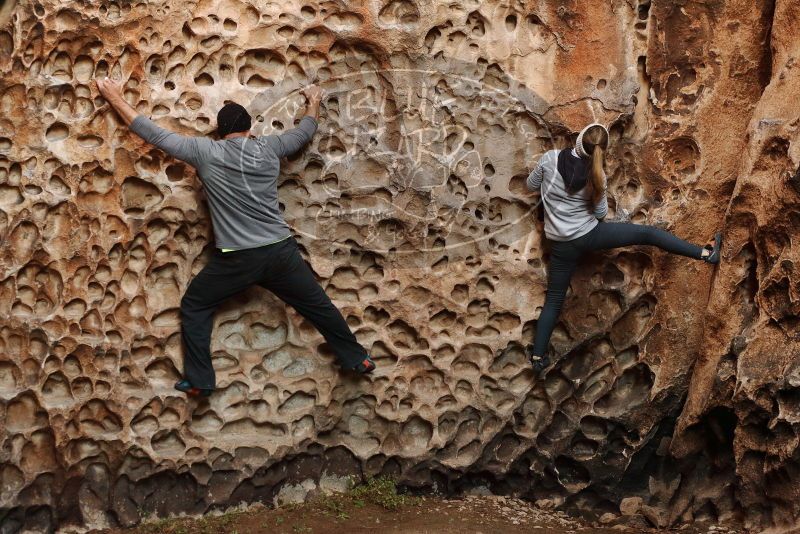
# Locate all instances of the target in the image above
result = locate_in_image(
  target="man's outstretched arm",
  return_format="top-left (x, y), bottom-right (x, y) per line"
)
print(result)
top-left (301, 85), bottom-right (322, 122)
top-left (97, 77), bottom-right (139, 126)
top-left (269, 85), bottom-right (323, 158)
top-left (96, 77), bottom-right (205, 167)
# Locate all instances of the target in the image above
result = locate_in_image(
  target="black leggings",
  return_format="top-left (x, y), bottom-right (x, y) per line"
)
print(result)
top-left (180, 237), bottom-right (369, 389)
top-left (530, 222), bottom-right (704, 356)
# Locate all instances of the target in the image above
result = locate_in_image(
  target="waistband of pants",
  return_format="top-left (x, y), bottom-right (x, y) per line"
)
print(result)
top-left (217, 234), bottom-right (292, 254)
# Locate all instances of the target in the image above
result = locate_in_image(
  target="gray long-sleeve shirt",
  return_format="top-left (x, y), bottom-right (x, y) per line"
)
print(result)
top-left (129, 115), bottom-right (318, 250)
top-left (527, 149), bottom-right (608, 241)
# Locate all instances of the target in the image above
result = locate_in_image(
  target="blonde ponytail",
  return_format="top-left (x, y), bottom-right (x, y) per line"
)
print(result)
top-left (590, 144), bottom-right (606, 204)
top-left (576, 123), bottom-right (609, 203)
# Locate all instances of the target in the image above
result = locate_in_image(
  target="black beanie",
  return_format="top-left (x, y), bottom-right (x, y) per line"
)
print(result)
top-left (216, 102), bottom-right (252, 138)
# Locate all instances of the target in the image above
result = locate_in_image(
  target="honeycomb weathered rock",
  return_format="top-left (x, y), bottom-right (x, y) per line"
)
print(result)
top-left (0, 0), bottom-right (797, 532)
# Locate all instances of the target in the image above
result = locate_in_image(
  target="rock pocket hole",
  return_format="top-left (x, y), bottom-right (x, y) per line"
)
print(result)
top-left (46, 123), bottom-right (69, 142)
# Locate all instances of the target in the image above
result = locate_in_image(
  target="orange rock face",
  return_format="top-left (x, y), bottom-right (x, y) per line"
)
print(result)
top-left (0, 0), bottom-right (796, 531)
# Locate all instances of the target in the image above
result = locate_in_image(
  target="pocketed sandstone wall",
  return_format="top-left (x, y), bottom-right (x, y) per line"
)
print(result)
top-left (669, 0), bottom-right (800, 528)
top-left (0, 0), bottom-right (796, 531)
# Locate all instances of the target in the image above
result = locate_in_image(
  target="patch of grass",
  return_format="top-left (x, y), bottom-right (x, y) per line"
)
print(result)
top-left (196, 509), bottom-right (248, 534)
top-left (312, 476), bottom-right (417, 522)
top-left (136, 509), bottom-right (249, 534)
top-left (132, 478), bottom-right (415, 534)
top-left (320, 494), bottom-right (350, 520)
top-left (139, 517), bottom-right (191, 534)
top-left (349, 476), bottom-right (418, 511)
top-left (280, 502), bottom-right (301, 513)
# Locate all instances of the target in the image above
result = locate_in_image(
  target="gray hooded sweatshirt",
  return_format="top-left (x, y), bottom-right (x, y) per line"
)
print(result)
top-left (526, 123), bottom-right (609, 241)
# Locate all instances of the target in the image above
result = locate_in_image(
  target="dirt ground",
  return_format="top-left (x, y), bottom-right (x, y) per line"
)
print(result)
top-left (97, 493), bottom-right (745, 534)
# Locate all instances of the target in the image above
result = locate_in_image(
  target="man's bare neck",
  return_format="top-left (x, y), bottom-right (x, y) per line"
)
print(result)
top-left (223, 131), bottom-right (250, 140)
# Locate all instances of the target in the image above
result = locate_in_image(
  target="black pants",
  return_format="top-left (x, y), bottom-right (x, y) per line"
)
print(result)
top-left (530, 222), bottom-right (704, 356)
top-left (180, 237), bottom-right (368, 388)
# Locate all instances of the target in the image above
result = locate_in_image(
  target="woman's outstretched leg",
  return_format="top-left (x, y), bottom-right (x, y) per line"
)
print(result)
top-left (529, 243), bottom-right (581, 371)
top-left (585, 222), bottom-right (706, 259)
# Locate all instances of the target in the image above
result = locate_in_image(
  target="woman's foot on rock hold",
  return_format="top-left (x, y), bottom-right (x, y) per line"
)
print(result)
top-left (351, 356), bottom-right (376, 374)
top-left (174, 379), bottom-right (214, 398)
top-left (526, 344), bottom-right (552, 376)
top-left (701, 232), bottom-right (723, 264)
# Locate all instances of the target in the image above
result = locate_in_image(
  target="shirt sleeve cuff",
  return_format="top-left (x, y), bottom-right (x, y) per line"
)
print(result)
top-left (129, 115), bottom-right (152, 137)
top-left (299, 116), bottom-right (318, 137)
